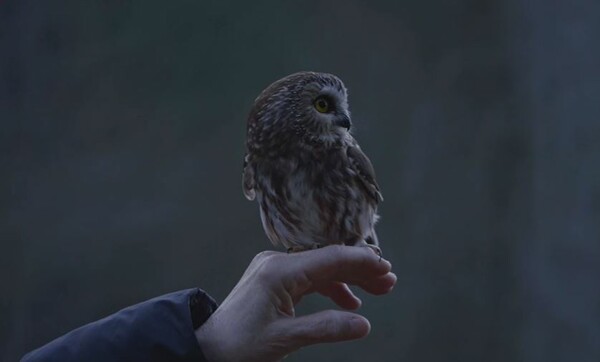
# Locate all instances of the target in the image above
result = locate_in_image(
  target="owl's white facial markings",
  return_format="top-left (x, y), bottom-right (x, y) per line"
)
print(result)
top-left (307, 85), bottom-right (351, 143)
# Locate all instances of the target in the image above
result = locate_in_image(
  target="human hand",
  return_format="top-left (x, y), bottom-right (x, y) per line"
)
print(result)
top-left (195, 245), bottom-right (396, 362)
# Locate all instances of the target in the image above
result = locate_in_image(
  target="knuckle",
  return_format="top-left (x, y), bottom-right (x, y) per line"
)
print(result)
top-left (322, 244), bottom-right (346, 261)
top-left (252, 250), bottom-right (278, 265)
top-left (252, 251), bottom-right (281, 281)
top-left (328, 244), bottom-right (346, 254)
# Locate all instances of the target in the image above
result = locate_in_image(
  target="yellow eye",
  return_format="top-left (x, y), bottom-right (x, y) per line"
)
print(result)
top-left (314, 97), bottom-right (330, 113)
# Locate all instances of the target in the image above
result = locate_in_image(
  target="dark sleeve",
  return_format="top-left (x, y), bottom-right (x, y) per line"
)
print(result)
top-left (21, 288), bottom-right (218, 362)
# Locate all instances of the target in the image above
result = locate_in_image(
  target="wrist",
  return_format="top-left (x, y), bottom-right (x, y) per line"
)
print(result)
top-left (194, 311), bottom-right (232, 362)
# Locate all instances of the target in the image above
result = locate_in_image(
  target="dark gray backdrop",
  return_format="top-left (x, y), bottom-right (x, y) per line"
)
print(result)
top-left (1, 1), bottom-right (599, 361)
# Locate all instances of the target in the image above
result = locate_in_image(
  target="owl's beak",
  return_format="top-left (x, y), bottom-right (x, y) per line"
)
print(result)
top-left (334, 115), bottom-right (352, 130)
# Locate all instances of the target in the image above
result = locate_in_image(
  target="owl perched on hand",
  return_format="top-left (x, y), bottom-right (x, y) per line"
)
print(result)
top-left (242, 72), bottom-right (383, 255)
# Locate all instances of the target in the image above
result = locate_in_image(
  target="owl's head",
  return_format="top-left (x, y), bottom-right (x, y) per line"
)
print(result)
top-left (250, 72), bottom-right (352, 145)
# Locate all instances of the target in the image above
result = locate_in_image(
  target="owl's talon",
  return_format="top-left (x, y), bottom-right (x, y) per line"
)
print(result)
top-left (362, 244), bottom-right (382, 261)
top-left (287, 244), bottom-right (323, 253)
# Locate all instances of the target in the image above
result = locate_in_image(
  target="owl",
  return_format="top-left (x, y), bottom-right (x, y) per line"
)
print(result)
top-left (242, 72), bottom-right (383, 255)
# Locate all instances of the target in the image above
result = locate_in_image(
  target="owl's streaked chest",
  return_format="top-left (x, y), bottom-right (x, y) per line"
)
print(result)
top-left (253, 144), bottom-right (372, 247)
top-left (256, 145), bottom-right (352, 198)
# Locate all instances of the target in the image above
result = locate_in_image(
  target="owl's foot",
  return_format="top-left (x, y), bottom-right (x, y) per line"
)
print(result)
top-left (286, 244), bottom-right (324, 253)
top-left (286, 246), bottom-right (304, 253)
top-left (361, 244), bottom-right (382, 261)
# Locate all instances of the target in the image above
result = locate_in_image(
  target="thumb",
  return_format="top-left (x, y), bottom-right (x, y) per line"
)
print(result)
top-left (276, 310), bottom-right (371, 350)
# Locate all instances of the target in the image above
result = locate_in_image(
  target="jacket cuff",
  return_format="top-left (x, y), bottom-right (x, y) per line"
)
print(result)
top-left (189, 287), bottom-right (218, 329)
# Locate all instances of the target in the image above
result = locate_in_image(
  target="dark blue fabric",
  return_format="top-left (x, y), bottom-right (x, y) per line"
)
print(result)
top-left (22, 288), bottom-right (217, 362)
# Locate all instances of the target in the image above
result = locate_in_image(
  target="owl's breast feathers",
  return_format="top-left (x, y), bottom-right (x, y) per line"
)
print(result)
top-left (244, 139), bottom-right (382, 248)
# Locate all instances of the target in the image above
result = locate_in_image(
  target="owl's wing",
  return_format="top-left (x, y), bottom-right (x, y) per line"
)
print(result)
top-left (347, 143), bottom-right (383, 203)
top-left (242, 153), bottom-right (256, 200)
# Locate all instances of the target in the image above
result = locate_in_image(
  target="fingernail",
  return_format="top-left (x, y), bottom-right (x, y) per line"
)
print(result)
top-left (387, 272), bottom-right (397, 291)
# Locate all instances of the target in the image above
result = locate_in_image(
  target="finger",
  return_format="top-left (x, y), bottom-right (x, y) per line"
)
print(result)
top-left (273, 310), bottom-right (370, 350)
top-left (357, 272), bottom-right (397, 295)
top-left (313, 272), bottom-right (395, 298)
top-left (314, 282), bottom-right (362, 310)
top-left (285, 245), bottom-right (392, 289)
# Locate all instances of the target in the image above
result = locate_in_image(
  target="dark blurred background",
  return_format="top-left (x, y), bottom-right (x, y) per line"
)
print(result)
top-left (1, 0), bottom-right (599, 361)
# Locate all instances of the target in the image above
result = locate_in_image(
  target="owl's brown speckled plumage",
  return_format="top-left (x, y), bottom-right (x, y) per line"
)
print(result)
top-left (242, 72), bottom-right (383, 254)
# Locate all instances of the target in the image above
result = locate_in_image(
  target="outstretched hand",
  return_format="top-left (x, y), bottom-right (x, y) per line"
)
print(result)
top-left (195, 245), bottom-right (396, 362)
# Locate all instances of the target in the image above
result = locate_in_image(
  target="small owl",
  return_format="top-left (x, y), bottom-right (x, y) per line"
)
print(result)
top-left (242, 72), bottom-right (383, 255)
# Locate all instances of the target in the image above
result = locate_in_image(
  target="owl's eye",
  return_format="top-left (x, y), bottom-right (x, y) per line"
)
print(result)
top-left (314, 97), bottom-right (330, 113)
